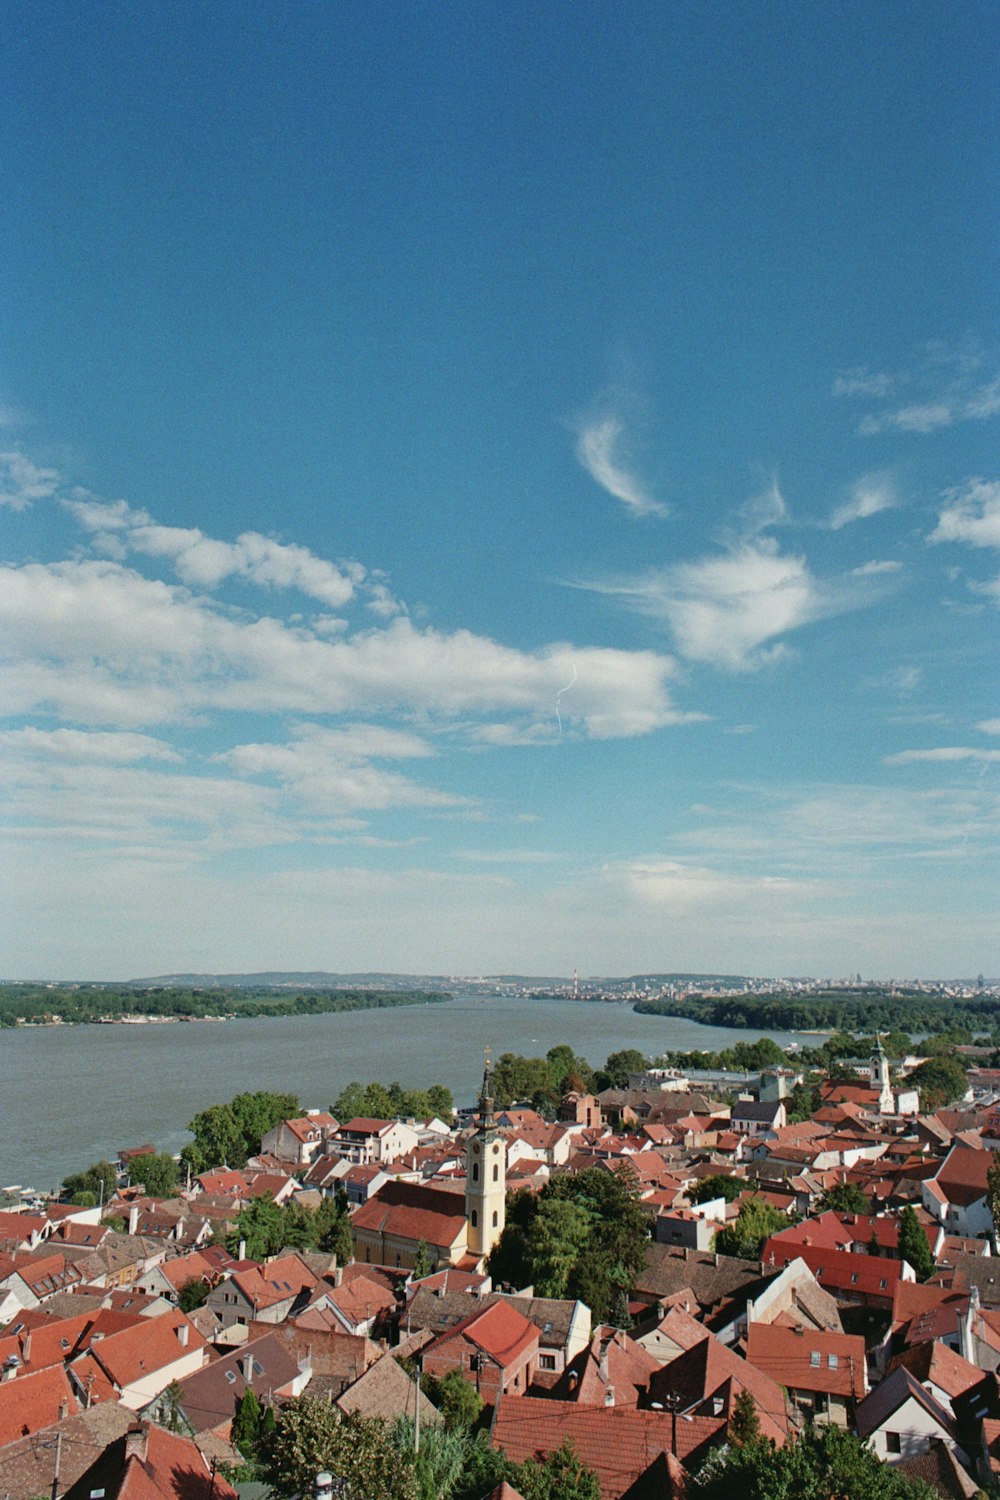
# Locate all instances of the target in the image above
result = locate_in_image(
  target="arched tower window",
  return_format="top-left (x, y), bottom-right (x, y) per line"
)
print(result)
top-left (492, 1164), bottom-right (499, 1182)
top-left (470, 1209), bottom-right (478, 1228)
top-left (492, 1210), bottom-right (498, 1227)
top-left (472, 1162), bottom-right (480, 1182)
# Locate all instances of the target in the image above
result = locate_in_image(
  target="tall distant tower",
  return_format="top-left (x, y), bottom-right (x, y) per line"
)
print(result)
top-left (465, 1052), bottom-right (506, 1261)
top-left (870, 1033), bottom-right (894, 1115)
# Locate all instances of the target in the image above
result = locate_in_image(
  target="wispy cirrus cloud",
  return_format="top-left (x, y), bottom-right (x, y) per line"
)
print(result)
top-left (829, 472), bottom-right (899, 530)
top-left (575, 415), bottom-right (666, 519)
top-left (834, 348), bottom-right (1000, 435)
top-left (883, 746), bottom-right (1000, 765)
top-left (579, 537), bottom-right (888, 672)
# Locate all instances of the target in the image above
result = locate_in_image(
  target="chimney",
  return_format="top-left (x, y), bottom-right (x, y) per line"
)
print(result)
top-left (243, 1353), bottom-right (255, 1381)
top-left (21, 1329), bottom-right (31, 1364)
top-left (128, 1205), bottom-right (139, 1236)
top-left (176, 1322), bottom-right (189, 1347)
top-left (1, 1359), bottom-right (17, 1382)
top-left (125, 1424), bottom-right (149, 1463)
top-left (604, 1384), bottom-right (615, 1406)
top-left (334, 1266), bottom-right (343, 1288)
top-left (238, 1238), bottom-right (247, 1261)
top-left (58, 1399), bottom-right (69, 1420)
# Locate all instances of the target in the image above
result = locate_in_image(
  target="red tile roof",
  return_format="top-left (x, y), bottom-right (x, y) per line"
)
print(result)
top-left (492, 1395), bottom-right (724, 1498)
top-left (432, 1300), bottom-right (538, 1369)
top-left (745, 1323), bottom-right (866, 1398)
top-left (0, 1364), bottom-right (80, 1445)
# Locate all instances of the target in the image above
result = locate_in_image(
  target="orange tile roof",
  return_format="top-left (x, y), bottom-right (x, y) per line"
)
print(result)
top-left (492, 1396), bottom-right (724, 1498)
top-left (745, 1323), bottom-right (866, 1398)
top-left (434, 1300), bottom-right (538, 1369)
top-left (73, 1310), bottom-right (205, 1392)
top-left (0, 1364), bottom-right (80, 1445)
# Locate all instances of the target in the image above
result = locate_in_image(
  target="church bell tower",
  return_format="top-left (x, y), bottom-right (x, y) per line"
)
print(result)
top-left (870, 1033), bottom-right (894, 1115)
top-left (465, 1051), bottom-right (506, 1261)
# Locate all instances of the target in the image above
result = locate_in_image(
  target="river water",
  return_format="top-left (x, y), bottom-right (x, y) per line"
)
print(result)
top-left (2, 993), bottom-right (820, 1191)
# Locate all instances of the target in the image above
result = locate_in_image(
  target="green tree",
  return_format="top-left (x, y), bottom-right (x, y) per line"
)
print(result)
top-left (259, 1401), bottom-right (417, 1500)
top-left (177, 1277), bottom-right (210, 1312)
top-left (183, 1090), bottom-right (299, 1173)
top-left (517, 1439), bottom-right (601, 1500)
top-left (596, 1048), bottom-right (649, 1090)
top-left (727, 1388), bottom-right (761, 1447)
top-left (426, 1084), bottom-right (454, 1120)
top-left (412, 1240), bottom-right (434, 1279)
top-left (61, 1159), bottom-right (117, 1205)
top-left (897, 1204), bottom-right (934, 1282)
top-left (333, 1081), bottom-right (369, 1122)
top-left (159, 1379), bottom-right (187, 1434)
top-left (227, 1194), bottom-right (286, 1260)
top-left (692, 1423), bottom-right (938, 1500)
top-left (818, 1181), bottom-right (872, 1215)
top-left (906, 1056), bottom-right (970, 1111)
top-left (131, 1152), bottom-right (179, 1198)
top-left (713, 1196), bottom-right (788, 1260)
top-left (488, 1166), bottom-right (648, 1322)
top-left (988, 1154), bottom-right (1000, 1246)
top-left (434, 1368), bottom-right (484, 1432)
top-left (689, 1174), bottom-right (744, 1205)
top-left (232, 1386), bottom-right (262, 1456)
top-left (528, 1198), bottom-right (591, 1298)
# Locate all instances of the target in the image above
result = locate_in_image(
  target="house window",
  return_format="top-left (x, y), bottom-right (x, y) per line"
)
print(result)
top-left (809, 1351), bottom-right (821, 1367)
top-left (538, 1353), bottom-right (557, 1370)
top-left (851, 1273), bottom-right (859, 1284)
top-left (879, 1279), bottom-right (887, 1290)
top-left (886, 1433), bottom-right (902, 1454)
top-left (828, 1354), bottom-right (839, 1369)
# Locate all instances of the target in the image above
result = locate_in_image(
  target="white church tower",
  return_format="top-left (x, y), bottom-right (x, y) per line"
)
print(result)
top-left (870, 1033), bottom-right (894, 1115)
top-left (465, 1052), bottom-right (506, 1261)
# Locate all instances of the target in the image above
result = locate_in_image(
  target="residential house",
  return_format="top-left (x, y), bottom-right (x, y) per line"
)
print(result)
top-left (67, 1308), bottom-right (208, 1409)
top-left (143, 1334), bottom-right (307, 1436)
top-left (327, 1117), bottom-right (421, 1165)
top-left (62, 1420), bottom-right (239, 1500)
top-left (856, 1365), bottom-right (973, 1473)
top-left (745, 1323), bottom-right (867, 1425)
top-left (421, 1300), bottom-right (539, 1405)
top-left (260, 1111), bottom-right (339, 1166)
top-left (922, 1143), bottom-right (996, 1240)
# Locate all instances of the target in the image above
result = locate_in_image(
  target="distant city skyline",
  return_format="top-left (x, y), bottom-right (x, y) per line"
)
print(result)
top-left (2, 3), bottom-right (997, 978)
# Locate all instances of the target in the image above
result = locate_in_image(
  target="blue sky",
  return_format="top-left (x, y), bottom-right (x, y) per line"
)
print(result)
top-left (2, 1), bottom-right (997, 979)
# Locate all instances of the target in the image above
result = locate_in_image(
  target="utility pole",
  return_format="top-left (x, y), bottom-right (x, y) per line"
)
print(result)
top-left (413, 1352), bottom-right (421, 1454)
top-left (50, 1431), bottom-right (62, 1500)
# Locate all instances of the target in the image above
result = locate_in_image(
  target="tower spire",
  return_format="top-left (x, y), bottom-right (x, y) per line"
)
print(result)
top-left (479, 1046), bottom-right (495, 1126)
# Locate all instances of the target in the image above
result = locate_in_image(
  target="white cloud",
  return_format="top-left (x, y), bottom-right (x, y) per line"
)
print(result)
top-left (0, 728), bottom-right (181, 763)
top-left (832, 368), bottom-right (896, 399)
top-left (835, 350), bottom-right (1000, 435)
top-left (930, 478), bottom-right (1000, 550)
top-left (0, 451), bottom-right (60, 510)
top-left (852, 560), bottom-right (901, 576)
top-left (0, 559), bottom-right (686, 739)
top-left (65, 498), bottom-right (361, 609)
top-left (883, 747), bottom-right (1000, 765)
top-left (829, 473), bottom-right (899, 530)
top-left (977, 719), bottom-right (1000, 735)
top-left (607, 857), bottom-right (803, 910)
top-left (583, 540), bottom-right (840, 672)
top-left (575, 416), bottom-right (666, 519)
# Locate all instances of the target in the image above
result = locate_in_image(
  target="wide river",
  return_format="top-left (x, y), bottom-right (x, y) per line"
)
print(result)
top-left (2, 993), bottom-right (822, 1191)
